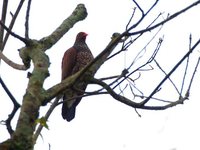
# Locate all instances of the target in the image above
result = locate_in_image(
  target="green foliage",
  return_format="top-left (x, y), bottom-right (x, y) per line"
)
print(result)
top-left (35, 117), bottom-right (49, 130)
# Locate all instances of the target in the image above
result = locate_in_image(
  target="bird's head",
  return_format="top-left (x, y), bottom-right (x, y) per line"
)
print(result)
top-left (75, 32), bottom-right (88, 43)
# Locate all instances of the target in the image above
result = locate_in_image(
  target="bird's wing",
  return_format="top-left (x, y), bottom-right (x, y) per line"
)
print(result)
top-left (61, 47), bottom-right (77, 80)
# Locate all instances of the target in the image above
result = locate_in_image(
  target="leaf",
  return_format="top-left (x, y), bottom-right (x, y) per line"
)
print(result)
top-left (35, 117), bottom-right (49, 130)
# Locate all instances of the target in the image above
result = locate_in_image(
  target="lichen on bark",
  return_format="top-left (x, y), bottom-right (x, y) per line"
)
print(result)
top-left (0, 4), bottom-right (88, 150)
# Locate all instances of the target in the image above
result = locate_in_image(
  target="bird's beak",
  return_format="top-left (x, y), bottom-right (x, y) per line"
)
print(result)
top-left (84, 33), bottom-right (88, 36)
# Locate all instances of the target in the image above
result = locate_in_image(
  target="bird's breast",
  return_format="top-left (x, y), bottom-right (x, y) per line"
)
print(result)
top-left (72, 51), bottom-right (94, 74)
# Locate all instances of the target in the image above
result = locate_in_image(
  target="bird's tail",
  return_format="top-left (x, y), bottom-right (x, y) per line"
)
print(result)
top-left (61, 98), bottom-right (81, 122)
top-left (62, 102), bottom-right (76, 121)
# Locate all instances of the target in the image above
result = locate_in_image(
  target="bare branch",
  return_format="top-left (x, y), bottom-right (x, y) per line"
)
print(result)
top-left (0, 76), bottom-right (21, 135)
top-left (140, 38), bottom-right (200, 106)
top-left (90, 77), bottom-right (140, 107)
top-left (89, 77), bottom-right (189, 112)
top-left (0, 0), bottom-right (8, 50)
top-left (2, 0), bottom-right (26, 50)
top-left (140, 96), bottom-right (188, 110)
top-left (186, 57), bottom-right (200, 96)
top-left (0, 50), bottom-right (28, 70)
top-left (127, 0), bottom-right (200, 36)
top-left (132, 0), bottom-right (144, 15)
top-left (125, 7), bottom-right (137, 30)
top-left (25, 0), bottom-right (32, 39)
top-left (39, 4), bottom-right (88, 50)
top-left (108, 12), bottom-right (163, 62)
top-left (33, 97), bottom-right (59, 142)
top-left (99, 75), bottom-right (121, 81)
top-left (112, 38), bottom-right (162, 90)
top-left (128, 0), bottom-right (159, 31)
top-left (0, 20), bottom-right (30, 45)
top-left (154, 59), bottom-right (180, 95)
top-left (180, 53), bottom-right (190, 96)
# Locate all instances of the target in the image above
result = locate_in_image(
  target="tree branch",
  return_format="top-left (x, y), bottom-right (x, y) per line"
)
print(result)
top-left (127, 0), bottom-right (200, 36)
top-left (39, 4), bottom-right (88, 50)
top-left (90, 77), bottom-right (140, 108)
top-left (154, 59), bottom-right (180, 95)
top-left (2, 0), bottom-right (26, 50)
top-left (128, 0), bottom-right (159, 31)
top-left (186, 57), bottom-right (200, 96)
top-left (0, 0), bottom-right (8, 50)
top-left (44, 73), bottom-right (78, 103)
top-left (25, 0), bottom-right (32, 39)
top-left (3, 4), bottom-right (89, 149)
top-left (0, 76), bottom-right (21, 135)
top-left (140, 38), bottom-right (200, 106)
top-left (0, 20), bottom-right (30, 45)
top-left (33, 97), bottom-right (59, 143)
top-left (0, 50), bottom-right (28, 70)
top-left (89, 77), bottom-right (189, 111)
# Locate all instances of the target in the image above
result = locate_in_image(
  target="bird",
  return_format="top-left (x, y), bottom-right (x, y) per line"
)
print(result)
top-left (61, 32), bottom-right (94, 121)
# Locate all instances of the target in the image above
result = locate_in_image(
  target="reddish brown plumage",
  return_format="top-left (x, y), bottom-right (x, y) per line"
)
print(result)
top-left (61, 32), bottom-right (94, 121)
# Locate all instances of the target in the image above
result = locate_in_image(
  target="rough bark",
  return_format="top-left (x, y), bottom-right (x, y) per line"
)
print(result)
top-left (0, 4), bottom-right (87, 150)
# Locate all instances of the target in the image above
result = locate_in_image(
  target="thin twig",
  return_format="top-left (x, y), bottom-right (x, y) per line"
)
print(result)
top-left (118, 83), bottom-right (128, 96)
top-left (99, 75), bottom-right (121, 81)
top-left (107, 12), bottom-right (163, 62)
top-left (33, 97), bottom-right (59, 142)
top-left (107, 37), bottom-right (162, 92)
top-left (127, 75), bottom-right (144, 97)
top-left (127, 0), bottom-right (200, 35)
top-left (132, 0), bottom-right (144, 15)
top-left (186, 57), bottom-right (200, 97)
top-left (2, 0), bottom-right (26, 50)
top-left (128, 0), bottom-right (159, 31)
top-left (127, 12), bottom-right (163, 48)
top-left (127, 29), bottom-right (163, 70)
top-left (89, 77), bottom-right (140, 107)
top-left (0, 76), bottom-right (21, 135)
top-left (135, 94), bottom-right (173, 103)
top-left (140, 96), bottom-right (188, 110)
top-left (0, 20), bottom-right (29, 45)
top-left (154, 59), bottom-right (180, 95)
top-left (180, 35), bottom-right (192, 95)
top-left (141, 38), bottom-right (200, 106)
top-left (180, 53), bottom-right (190, 96)
top-left (90, 77), bottom-right (186, 111)
top-left (25, 0), bottom-right (32, 39)
top-left (0, 0), bottom-right (8, 50)
top-left (134, 108), bottom-right (141, 117)
top-left (126, 7), bottom-right (137, 30)
top-left (112, 38), bottom-right (162, 90)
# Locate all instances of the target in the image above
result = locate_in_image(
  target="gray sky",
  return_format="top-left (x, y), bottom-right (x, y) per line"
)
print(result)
top-left (1, 0), bottom-right (200, 150)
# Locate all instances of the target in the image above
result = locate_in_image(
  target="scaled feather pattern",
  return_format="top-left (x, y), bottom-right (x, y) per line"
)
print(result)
top-left (61, 32), bottom-right (94, 121)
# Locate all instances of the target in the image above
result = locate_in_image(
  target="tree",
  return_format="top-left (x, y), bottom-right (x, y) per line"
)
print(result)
top-left (0, 0), bottom-right (200, 149)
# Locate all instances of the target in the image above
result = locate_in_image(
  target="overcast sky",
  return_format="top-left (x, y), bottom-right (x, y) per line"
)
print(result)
top-left (1, 0), bottom-right (200, 150)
